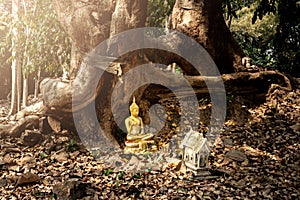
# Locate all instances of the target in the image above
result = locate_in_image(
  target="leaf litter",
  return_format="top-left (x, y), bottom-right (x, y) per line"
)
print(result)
top-left (0, 89), bottom-right (299, 199)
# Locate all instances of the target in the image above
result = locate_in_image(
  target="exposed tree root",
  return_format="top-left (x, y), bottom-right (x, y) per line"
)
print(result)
top-left (1, 70), bottom-right (295, 142)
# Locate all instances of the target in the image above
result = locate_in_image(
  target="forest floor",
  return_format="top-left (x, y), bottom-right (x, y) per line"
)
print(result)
top-left (0, 88), bottom-right (299, 199)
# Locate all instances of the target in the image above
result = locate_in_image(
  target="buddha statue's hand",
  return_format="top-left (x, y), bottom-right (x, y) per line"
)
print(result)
top-left (141, 133), bottom-right (154, 140)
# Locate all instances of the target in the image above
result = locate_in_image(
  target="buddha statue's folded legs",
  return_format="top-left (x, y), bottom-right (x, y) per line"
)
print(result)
top-left (125, 138), bottom-right (157, 153)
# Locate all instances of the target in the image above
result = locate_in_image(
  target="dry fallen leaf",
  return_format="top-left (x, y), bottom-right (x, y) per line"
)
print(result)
top-left (16, 172), bottom-right (40, 186)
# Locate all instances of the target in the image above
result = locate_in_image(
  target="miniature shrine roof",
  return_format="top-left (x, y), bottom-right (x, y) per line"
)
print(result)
top-left (180, 129), bottom-right (210, 153)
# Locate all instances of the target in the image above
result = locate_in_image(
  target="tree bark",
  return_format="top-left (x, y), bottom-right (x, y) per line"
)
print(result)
top-left (51, 0), bottom-right (148, 75)
top-left (171, 0), bottom-right (245, 73)
top-left (22, 75), bottom-right (28, 108)
top-left (145, 70), bottom-right (292, 100)
top-left (69, 42), bottom-right (81, 78)
top-left (0, 101), bottom-right (44, 138)
top-left (9, 0), bottom-right (22, 116)
top-left (34, 68), bottom-right (41, 98)
top-left (50, 0), bottom-right (148, 147)
top-left (50, 0), bottom-right (114, 75)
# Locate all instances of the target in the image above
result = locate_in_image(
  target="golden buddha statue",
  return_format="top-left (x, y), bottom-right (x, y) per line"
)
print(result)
top-left (124, 97), bottom-right (157, 153)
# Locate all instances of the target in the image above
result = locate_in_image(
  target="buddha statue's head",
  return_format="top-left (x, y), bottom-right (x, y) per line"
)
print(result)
top-left (130, 97), bottom-right (139, 117)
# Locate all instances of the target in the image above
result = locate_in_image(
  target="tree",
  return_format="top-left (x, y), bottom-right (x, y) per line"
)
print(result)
top-left (272, 0), bottom-right (299, 77)
top-left (9, 0), bottom-right (22, 115)
top-left (0, 0), bottom-right (71, 109)
top-left (230, 4), bottom-right (277, 67)
top-left (46, 0), bottom-right (148, 146)
top-left (226, 0), bottom-right (300, 76)
top-left (2, 0), bottom-right (294, 148)
top-left (51, 0), bottom-right (148, 76)
top-left (146, 0), bottom-right (175, 28)
top-left (171, 0), bottom-right (245, 74)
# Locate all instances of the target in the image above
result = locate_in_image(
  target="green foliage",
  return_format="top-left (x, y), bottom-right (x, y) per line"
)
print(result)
top-left (252, 0), bottom-right (300, 76)
top-left (50, 193), bottom-right (57, 200)
top-left (143, 152), bottom-right (152, 159)
top-left (118, 171), bottom-right (124, 179)
top-left (115, 180), bottom-right (120, 187)
top-left (252, 0), bottom-right (277, 23)
top-left (146, 0), bottom-right (175, 28)
top-left (227, 95), bottom-right (235, 102)
top-left (199, 98), bottom-right (210, 105)
top-left (223, 0), bottom-right (256, 21)
top-left (33, 190), bottom-right (46, 197)
top-left (66, 139), bottom-right (79, 152)
top-left (39, 151), bottom-right (49, 158)
top-left (104, 168), bottom-right (113, 176)
top-left (0, 0), bottom-right (71, 77)
top-left (230, 0), bottom-right (299, 76)
top-left (231, 4), bottom-right (277, 67)
top-left (131, 173), bottom-right (141, 179)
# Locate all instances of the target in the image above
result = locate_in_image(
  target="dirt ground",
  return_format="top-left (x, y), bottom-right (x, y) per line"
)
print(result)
top-left (0, 89), bottom-right (299, 199)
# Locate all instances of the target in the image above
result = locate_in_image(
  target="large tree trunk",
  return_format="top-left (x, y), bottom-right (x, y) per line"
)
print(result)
top-left (171, 0), bottom-right (245, 73)
top-left (51, 0), bottom-right (148, 76)
top-left (49, 0), bottom-right (148, 148)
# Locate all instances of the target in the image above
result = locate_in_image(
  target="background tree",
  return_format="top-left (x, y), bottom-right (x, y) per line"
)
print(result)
top-left (226, 0), bottom-right (299, 76)
top-left (9, 0), bottom-right (22, 115)
top-left (146, 0), bottom-right (299, 76)
top-left (146, 0), bottom-right (175, 28)
top-left (272, 0), bottom-right (299, 77)
top-left (0, 0), bottom-right (71, 111)
top-left (230, 3), bottom-right (277, 67)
